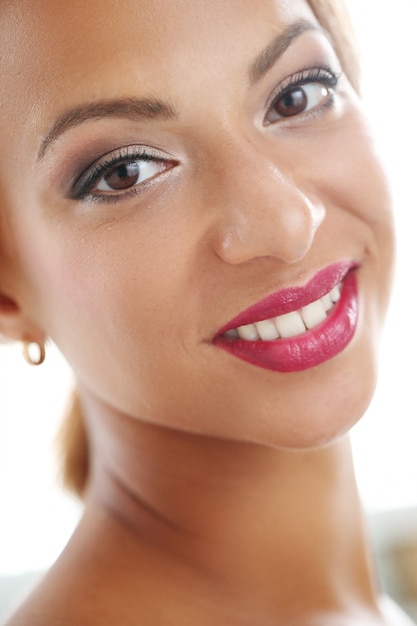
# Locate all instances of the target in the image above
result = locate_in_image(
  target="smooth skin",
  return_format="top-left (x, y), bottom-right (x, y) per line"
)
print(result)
top-left (0, 0), bottom-right (410, 624)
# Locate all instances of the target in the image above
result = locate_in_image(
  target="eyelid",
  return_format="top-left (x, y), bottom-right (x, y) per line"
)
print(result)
top-left (70, 144), bottom-right (174, 200)
top-left (264, 65), bottom-right (342, 123)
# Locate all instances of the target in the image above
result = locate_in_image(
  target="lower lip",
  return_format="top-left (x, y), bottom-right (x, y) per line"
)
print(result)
top-left (214, 272), bottom-right (359, 373)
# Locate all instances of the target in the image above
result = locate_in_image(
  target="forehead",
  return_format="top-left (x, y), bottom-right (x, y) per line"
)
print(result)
top-left (0, 0), bottom-right (317, 157)
top-left (1, 0), bottom-right (316, 97)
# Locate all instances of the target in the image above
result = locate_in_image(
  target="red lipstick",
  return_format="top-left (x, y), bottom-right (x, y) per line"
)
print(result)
top-left (214, 261), bottom-right (359, 373)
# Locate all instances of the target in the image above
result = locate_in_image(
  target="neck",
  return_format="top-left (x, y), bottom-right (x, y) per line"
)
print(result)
top-left (80, 389), bottom-right (381, 623)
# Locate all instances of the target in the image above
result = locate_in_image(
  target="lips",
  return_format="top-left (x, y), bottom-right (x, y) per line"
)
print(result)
top-left (213, 261), bottom-right (359, 373)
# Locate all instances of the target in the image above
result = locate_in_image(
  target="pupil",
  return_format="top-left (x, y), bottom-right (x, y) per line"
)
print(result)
top-left (275, 88), bottom-right (307, 117)
top-left (105, 162), bottom-right (140, 190)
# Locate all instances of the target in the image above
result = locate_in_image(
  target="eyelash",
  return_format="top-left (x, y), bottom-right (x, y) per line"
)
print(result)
top-left (71, 146), bottom-right (174, 203)
top-left (72, 65), bottom-right (341, 203)
top-left (266, 65), bottom-right (341, 124)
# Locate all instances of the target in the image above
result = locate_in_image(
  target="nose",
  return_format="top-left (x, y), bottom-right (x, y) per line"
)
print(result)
top-left (208, 149), bottom-right (325, 266)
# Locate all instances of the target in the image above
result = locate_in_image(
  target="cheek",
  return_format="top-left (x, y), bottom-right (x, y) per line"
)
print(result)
top-left (328, 113), bottom-right (394, 229)
top-left (15, 215), bottom-right (195, 406)
top-left (44, 242), bottom-right (174, 342)
top-left (301, 111), bottom-right (395, 266)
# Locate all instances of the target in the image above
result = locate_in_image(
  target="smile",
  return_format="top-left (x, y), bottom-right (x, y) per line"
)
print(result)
top-left (225, 284), bottom-right (341, 341)
top-left (214, 261), bottom-right (359, 373)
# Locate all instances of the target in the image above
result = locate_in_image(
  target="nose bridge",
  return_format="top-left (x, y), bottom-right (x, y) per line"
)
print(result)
top-left (206, 137), bottom-right (325, 265)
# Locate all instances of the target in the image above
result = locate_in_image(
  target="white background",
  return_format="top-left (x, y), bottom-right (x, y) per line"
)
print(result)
top-left (0, 1), bottom-right (416, 575)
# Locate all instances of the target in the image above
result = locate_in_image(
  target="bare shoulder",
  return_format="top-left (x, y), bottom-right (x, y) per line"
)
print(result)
top-left (379, 596), bottom-right (416, 626)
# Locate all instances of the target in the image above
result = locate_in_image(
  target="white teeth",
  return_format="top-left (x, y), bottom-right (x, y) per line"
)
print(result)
top-left (321, 293), bottom-right (333, 312)
top-left (232, 282), bottom-right (343, 342)
top-left (330, 284), bottom-right (341, 303)
top-left (237, 324), bottom-right (259, 341)
top-left (255, 319), bottom-right (280, 341)
top-left (275, 311), bottom-right (306, 338)
top-left (301, 300), bottom-right (327, 330)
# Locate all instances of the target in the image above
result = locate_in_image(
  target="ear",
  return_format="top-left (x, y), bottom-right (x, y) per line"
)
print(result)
top-left (0, 289), bottom-right (46, 346)
top-left (0, 213), bottom-right (46, 345)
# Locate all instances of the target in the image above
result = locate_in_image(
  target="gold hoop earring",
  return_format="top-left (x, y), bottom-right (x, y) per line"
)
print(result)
top-left (22, 340), bottom-right (46, 366)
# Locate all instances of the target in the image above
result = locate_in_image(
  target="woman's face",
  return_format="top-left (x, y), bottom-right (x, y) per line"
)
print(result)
top-left (0, 0), bottom-right (394, 448)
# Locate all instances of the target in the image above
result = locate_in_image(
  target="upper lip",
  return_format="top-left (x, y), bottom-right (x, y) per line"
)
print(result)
top-left (215, 260), bottom-right (357, 336)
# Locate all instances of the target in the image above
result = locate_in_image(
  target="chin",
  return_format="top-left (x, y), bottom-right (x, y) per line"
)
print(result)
top-left (193, 329), bottom-right (381, 452)
top-left (255, 342), bottom-right (380, 451)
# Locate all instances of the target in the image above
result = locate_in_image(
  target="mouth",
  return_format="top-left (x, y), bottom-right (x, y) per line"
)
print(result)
top-left (223, 283), bottom-right (342, 341)
top-left (213, 261), bottom-right (359, 373)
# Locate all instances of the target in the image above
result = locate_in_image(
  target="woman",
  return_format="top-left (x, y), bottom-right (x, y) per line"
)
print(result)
top-left (0, 0), bottom-right (412, 623)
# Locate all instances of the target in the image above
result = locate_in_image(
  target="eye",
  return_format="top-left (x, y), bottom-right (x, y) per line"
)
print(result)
top-left (265, 67), bottom-right (340, 125)
top-left (96, 160), bottom-right (165, 192)
top-left (273, 83), bottom-right (331, 118)
top-left (72, 146), bottom-right (176, 201)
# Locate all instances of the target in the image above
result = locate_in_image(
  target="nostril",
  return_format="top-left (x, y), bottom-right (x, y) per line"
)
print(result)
top-left (214, 196), bottom-right (324, 266)
top-left (207, 160), bottom-right (325, 265)
top-left (0, 293), bottom-right (19, 313)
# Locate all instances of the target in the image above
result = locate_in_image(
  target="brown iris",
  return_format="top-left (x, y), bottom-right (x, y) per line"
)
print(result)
top-left (103, 162), bottom-right (140, 190)
top-left (273, 87), bottom-right (308, 118)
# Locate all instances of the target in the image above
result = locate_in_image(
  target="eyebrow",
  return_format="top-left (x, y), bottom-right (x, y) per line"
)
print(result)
top-left (38, 19), bottom-right (322, 160)
top-left (38, 97), bottom-right (177, 159)
top-left (249, 19), bottom-right (323, 85)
